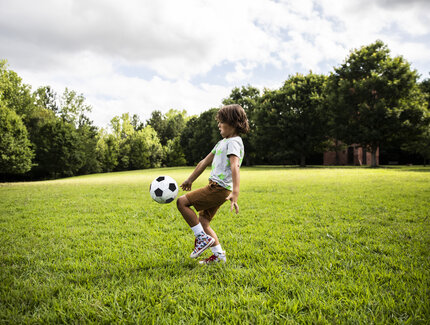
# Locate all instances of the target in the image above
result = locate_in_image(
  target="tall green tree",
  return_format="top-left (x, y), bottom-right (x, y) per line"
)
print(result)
top-left (164, 109), bottom-right (187, 144)
top-left (401, 122), bottom-right (430, 166)
top-left (0, 60), bottom-right (35, 120)
top-left (146, 109), bottom-right (187, 146)
top-left (108, 113), bottom-right (135, 170)
top-left (77, 115), bottom-right (100, 174)
top-left (401, 77), bottom-right (430, 165)
top-left (34, 86), bottom-right (58, 113)
top-left (0, 102), bottom-right (34, 174)
top-left (180, 108), bottom-right (220, 165)
top-left (164, 137), bottom-right (187, 167)
top-left (129, 126), bottom-right (164, 169)
top-left (254, 73), bottom-right (329, 166)
top-left (326, 41), bottom-right (428, 167)
top-left (146, 109), bottom-right (188, 166)
top-left (59, 88), bottom-right (92, 127)
top-left (420, 77), bottom-right (430, 110)
top-left (32, 119), bottom-right (83, 178)
top-left (146, 110), bottom-right (164, 139)
top-left (131, 114), bottom-right (144, 131)
top-left (102, 113), bottom-right (164, 171)
top-left (29, 87), bottom-right (98, 178)
top-left (96, 129), bottom-right (119, 172)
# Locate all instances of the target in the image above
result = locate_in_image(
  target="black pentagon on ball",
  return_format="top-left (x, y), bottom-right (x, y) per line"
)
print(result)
top-left (154, 188), bottom-right (163, 197)
top-left (156, 176), bottom-right (165, 182)
top-left (165, 198), bottom-right (174, 204)
top-left (169, 183), bottom-right (177, 192)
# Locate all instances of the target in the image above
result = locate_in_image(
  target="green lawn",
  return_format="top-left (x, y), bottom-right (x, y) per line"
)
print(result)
top-left (1, 166), bottom-right (429, 323)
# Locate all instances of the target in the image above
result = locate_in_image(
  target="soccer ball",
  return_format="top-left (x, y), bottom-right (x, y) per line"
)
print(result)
top-left (149, 175), bottom-right (178, 204)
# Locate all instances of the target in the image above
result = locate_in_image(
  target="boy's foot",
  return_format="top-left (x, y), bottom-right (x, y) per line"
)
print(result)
top-left (190, 233), bottom-right (215, 258)
top-left (199, 253), bottom-right (227, 265)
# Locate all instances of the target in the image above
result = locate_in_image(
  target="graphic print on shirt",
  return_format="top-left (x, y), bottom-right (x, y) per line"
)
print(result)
top-left (209, 136), bottom-right (244, 191)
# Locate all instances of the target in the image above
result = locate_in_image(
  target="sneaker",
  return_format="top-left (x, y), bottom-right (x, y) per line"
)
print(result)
top-left (190, 233), bottom-right (215, 258)
top-left (199, 253), bottom-right (227, 265)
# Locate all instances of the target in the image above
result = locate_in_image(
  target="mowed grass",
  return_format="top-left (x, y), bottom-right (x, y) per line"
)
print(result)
top-left (1, 166), bottom-right (429, 324)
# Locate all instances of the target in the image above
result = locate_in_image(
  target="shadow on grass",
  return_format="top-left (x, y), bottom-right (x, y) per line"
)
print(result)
top-left (247, 165), bottom-right (430, 172)
top-left (249, 165), bottom-right (370, 169)
top-left (379, 166), bottom-right (430, 172)
top-left (134, 259), bottom-right (199, 274)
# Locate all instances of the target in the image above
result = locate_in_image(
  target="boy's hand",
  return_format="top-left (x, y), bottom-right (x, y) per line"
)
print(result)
top-left (226, 192), bottom-right (239, 214)
top-left (180, 179), bottom-right (193, 191)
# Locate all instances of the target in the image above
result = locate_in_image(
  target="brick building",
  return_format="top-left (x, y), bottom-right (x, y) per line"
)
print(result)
top-left (324, 144), bottom-right (379, 166)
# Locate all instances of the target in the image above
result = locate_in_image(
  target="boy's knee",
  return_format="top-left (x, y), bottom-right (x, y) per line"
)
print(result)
top-left (176, 196), bottom-right (183, 208)
top-left (176, 195), bottom-right (189, 209)
top-left (199, 215), bottom-right (210, 227)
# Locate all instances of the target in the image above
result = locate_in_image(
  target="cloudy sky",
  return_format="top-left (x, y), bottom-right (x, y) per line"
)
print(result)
top-left (1, 0), bottom-right (430, 127)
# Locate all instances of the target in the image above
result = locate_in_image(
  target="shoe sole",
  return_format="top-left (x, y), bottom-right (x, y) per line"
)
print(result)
top-left (190, 237), bottom-right (215, 258)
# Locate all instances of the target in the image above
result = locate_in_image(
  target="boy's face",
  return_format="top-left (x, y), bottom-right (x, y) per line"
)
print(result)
top-left (218, 122), bottom-right (236, 138)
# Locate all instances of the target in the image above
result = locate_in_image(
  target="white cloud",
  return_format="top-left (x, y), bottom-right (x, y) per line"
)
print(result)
top-left (1, 0), bottom-right (429, 127)
top-left (19, 53), bottom-right (230, 127)
top-left (226, 62), bottom-right (258, 84)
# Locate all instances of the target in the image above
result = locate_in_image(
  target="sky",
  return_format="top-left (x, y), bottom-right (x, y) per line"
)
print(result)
top-left (1, 0), bottom-right (430, 128)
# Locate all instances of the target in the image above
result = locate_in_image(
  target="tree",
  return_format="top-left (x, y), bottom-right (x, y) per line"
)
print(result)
top-left (102, 113), bottom-right (165, 170)
top-left (129, 126), bottom-right (164, 169)
top-left (128, 130), bottom-right (151, 169)
top-left (222, 85), bottom-right (260, 165)
top-left (1, 61), bottom-right (103, 179)
top-left (96, 130), bottom-right (119, 172)
top-left (146, 110), bottom-right (165, 139)
top-left (28, 86), bottom-right (99, 178)
top-left (420, 76), bottom-right (430, 105)
top-left (76, 115), bottom-right (100, 174)
top-left (326, 40), bottom-right (428, 167)
top-left (147, 109), bottom-right (187, 146)
top-left (0, 60), bottom-right (35, 120)
top-left (0, 103), bottom-right (34, 174)
top-left (402, 122), bottom-right (430, 166)
top-left (131, 114), bottom-right (144, 131)
top-left (59, 88), bottom-right (92, 127)
top-left (164, 137), bottom-right (186, 167)
top-left (34, 86), bottom-right (58, 113)
top-left (164, 109), bottom-right (187, 144)
top-left (31, 119), bottom-right (83, 178)
top-left (108, 113), bottom-right (135, 170)
top-left (180, 108), bottom-right (220, 165)
top-left (18, 97), bottom-right (58, 178)
top-left (254, 73), bottom-right (329, 166)
top-left (401, 77), bottom-right (430, 165)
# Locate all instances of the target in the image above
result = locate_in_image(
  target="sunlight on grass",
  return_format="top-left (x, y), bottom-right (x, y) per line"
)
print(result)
top-left (1, 167), bottom-right (429, 323)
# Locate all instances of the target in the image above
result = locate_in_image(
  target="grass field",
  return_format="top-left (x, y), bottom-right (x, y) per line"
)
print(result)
top-left (1, 166), bottom-right (429, 324)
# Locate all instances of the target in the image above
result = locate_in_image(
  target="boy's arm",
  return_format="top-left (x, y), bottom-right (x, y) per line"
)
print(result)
top-left (180, 152), bottom-right (214, 191)
top-left (226, 154), bottom-right (240, 214)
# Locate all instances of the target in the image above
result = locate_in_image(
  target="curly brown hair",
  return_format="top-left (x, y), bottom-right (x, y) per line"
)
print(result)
top-left (216, 104), bottom-right (250, 135)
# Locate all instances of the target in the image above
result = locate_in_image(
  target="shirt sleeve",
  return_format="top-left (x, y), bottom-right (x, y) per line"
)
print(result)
top-left (226, 139), bottom-right (241, 158)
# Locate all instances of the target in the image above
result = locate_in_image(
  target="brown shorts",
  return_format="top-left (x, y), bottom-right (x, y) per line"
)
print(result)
top-left (185, 180), bottom-right (231, 221)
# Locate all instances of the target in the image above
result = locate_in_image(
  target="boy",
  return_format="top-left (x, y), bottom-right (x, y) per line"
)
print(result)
top-left (176, 104), bottom-right (249, 264)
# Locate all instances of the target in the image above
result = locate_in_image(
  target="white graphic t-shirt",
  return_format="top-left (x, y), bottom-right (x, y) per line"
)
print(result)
top-left (209, 136), bottom-right (244, 191)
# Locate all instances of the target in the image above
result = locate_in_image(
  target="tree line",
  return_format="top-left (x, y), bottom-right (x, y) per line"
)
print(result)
top-left (1, 41), bottom-right (429, 180)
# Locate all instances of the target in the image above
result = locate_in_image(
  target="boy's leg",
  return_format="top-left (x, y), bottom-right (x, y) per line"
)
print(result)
top-left (199, 209), bottom-right (220, 246)
top-left (176, 195), bottom-right (199, 227)
top-left (199, 208), bottom-right (227, 264)
top-left (176, 195), bottom-right (214, 258)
